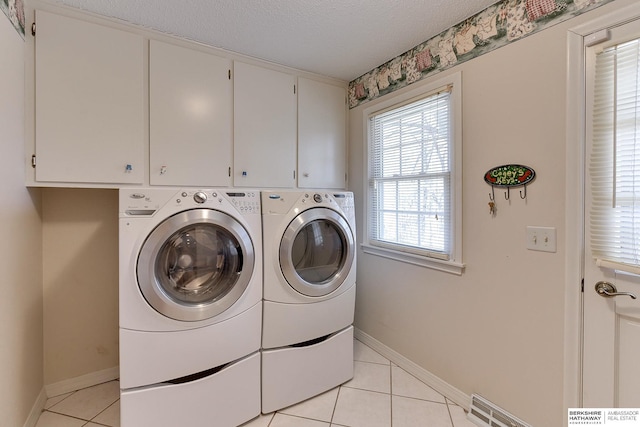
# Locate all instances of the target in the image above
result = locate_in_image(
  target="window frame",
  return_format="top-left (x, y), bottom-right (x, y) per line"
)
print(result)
top-left (587, 33), bottom-right (640, 275)
top-left (362, 72), bottom-right (464, 275)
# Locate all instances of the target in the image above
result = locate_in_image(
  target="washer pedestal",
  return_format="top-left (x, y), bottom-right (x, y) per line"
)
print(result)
top-left (121, 352), bottom-right (260, 427)
top-left (120, 302), bottom-right (261, 389)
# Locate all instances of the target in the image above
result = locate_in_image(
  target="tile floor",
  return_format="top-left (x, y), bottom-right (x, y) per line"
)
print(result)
top-left (36, 339), bottom-right (477, 427)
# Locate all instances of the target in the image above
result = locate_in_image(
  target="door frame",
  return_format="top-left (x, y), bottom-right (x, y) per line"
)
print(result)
top-left (566, 2), bottom-right (640, 422)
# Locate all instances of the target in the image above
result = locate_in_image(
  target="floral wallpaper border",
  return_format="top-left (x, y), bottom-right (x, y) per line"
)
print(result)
top-left (348, 0), bottom-right (616, 109)
top-left (1, 0), bottom-right (25, 37)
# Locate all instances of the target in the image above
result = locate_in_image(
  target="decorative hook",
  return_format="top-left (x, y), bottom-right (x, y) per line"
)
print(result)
top-left (484, 164), bottom-right (536, 209)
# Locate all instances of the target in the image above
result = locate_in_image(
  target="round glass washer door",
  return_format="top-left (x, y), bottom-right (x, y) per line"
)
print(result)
top-left (279, 207), bottom-right (354, 297)
top-left (137, 209), bottom-right (254, 321)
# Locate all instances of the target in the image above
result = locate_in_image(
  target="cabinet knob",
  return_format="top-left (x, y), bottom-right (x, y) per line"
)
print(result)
top-left (125, 164), bottom-right (133, 173)
top-left (160, 166), bottom-right (167, 175)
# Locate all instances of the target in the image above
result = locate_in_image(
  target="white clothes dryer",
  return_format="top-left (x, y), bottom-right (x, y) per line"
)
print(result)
top-left (261, 190), bottom-right (356, 413)
top-left (119, 188), bottom-right (262, 427)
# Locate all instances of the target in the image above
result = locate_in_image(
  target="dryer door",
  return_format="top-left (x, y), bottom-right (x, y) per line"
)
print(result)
top-left (280, 207), bottom-right (354, 297)
top-left (137, 209), bottom-right (254, 321)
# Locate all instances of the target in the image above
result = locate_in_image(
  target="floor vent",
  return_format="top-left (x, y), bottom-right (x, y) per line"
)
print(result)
top-left (468, 394), bottom-right (532, 427)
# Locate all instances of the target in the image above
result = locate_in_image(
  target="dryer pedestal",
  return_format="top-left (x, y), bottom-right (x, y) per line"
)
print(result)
top-left (262, 284), bottom-right (355, 348)
top-left (261, 326), bottom-right (354, 414)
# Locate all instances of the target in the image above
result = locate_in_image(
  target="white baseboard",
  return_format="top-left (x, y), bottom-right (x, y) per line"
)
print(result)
top-left (354, 328), bottom-right (471, 410)
top-left (22, 387), bottom-right (47, 427)
top-left (45, 366), bottom-right (120, 398)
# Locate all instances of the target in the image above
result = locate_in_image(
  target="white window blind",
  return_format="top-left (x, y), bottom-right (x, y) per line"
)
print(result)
top-left (368, 87), bottom-right (452, 260)
top-left (590, 37), bottom-right (640, 273)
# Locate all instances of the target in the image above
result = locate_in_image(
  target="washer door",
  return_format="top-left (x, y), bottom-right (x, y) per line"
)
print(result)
top-left (137, 209), bottom-right (254, 321)
top-left (279, 208), bottom-right (354, 297)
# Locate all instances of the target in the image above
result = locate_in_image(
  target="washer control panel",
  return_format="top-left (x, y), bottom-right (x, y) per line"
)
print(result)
top-left (121, 189), bottom-right (261, 217)
top-left (193, 191), bottom-right (208, 204)
top-left (226, 191), bottom-right (261, 214)
top-left (180, 190), bottom-right (260, 214)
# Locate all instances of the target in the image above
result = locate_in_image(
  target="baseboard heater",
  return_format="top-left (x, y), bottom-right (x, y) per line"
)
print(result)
top-left (468, 394), bottom-right (532, 427)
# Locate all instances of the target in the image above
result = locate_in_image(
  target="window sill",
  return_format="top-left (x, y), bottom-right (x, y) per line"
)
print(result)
top-left (360, 244), bottom-right (465, 275)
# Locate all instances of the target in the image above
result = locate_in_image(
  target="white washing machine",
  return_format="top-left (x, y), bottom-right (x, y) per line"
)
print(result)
top-left (261, 190), bottom-right (356, 413)
top-left (119, 188), bottom-right (262, 427)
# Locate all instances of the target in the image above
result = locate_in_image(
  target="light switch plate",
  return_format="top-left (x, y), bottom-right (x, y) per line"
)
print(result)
top-left (526, 226), bottom-right (557, 253)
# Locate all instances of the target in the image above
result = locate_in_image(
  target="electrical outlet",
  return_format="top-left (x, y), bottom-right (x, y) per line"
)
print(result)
top-left (526, 226), bottom-right (557, 253)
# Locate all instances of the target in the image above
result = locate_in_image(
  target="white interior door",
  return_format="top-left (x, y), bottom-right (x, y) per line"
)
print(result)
top-left (583, 17), bottom-right (640, 408)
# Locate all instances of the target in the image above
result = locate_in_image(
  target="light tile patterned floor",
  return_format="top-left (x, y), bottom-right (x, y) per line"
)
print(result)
top-left (35, 340), bottom-right (477, 427)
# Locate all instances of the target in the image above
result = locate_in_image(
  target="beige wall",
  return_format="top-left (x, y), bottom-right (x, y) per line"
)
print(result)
top-left (42, 188), bottom-right (119, 385)
top-left (349, 1), bottom-right (632, 425)
top-left (0, 14), bottom-right (44, 427)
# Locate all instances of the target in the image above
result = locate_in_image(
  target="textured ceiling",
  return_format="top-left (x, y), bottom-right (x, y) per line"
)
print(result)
top-left (52, 0), bottom-right (498, 81)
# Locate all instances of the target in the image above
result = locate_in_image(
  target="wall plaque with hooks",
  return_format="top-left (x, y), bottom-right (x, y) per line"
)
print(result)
top-left (484, 164), bottom-right (535, 215)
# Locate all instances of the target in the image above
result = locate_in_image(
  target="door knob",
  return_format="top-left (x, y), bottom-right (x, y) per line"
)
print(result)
top-left (595, 281), bottom-right (637, 299)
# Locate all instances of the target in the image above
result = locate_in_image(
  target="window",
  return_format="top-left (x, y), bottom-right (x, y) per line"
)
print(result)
top-left (590, 37), bottom-right (640, 274)
top-left (363, 73), bottom-right (463, 274)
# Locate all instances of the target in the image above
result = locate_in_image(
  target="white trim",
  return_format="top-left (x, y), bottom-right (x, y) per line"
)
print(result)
top-left (565, 27), bottom-right (586, 426)
top-left (569, 3), bottom-right (640, 37)
top-left (596, 259), bottom-right (640, 276)
top-left (361, 243), bottom-right (465, 275)
top-left (565, 3), bottom-right (640, 424)
top-left (45, 366), bottom-right (120, 398)
top-left (354, 328), bottom-right (470, 409)
top-left (22, 387), bottom-right (47, 427)
top-left (361, 72), bottom-right (463, 273)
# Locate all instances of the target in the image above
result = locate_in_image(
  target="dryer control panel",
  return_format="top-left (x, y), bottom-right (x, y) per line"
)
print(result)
top-left (333, 192), bottom-right (355, 225)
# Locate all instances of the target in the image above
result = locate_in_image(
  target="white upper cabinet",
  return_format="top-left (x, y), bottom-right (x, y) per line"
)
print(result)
top-left (233, 61), bottom-right (297, 188)
top-left (28, 8), bottom-right (347, 189)
top-left (297, 78), bottom-right (347, 189)
top-left (34, 10), bottom-right (145, 185)
top-left (149, 40), bottom-right (233, 186)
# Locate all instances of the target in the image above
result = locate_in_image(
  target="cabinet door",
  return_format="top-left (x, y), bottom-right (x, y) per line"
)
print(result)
top-left (233, 62), bottom-right (296, 188)
top-left (35, 10), bottom-right (144, 184)
top-left (298, 78), bottom-right (347, 189)
top-left (149, 40), bottom-right (232, 186)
